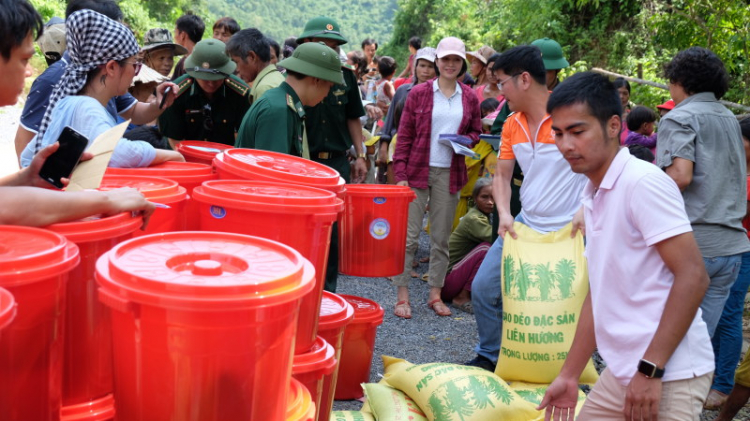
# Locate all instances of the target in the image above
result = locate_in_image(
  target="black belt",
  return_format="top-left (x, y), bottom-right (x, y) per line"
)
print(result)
top-left (316, 151), bottom-right (347, 159)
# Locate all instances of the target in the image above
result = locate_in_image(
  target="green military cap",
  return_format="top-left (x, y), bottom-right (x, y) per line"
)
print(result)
top-left (531, 37), bottom-right (569, 70)
top-left (185, 39), bottom-right (236, 81)
top-left (278, 42), bottom-right (344, 85)
top-left (296, 16), bottom-right (348, 45)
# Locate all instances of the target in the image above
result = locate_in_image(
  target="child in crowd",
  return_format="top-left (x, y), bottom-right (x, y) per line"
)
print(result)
top-left (375, 56), bottom-right (397, 115)
top-left (441, 177), bottom-right (494, 313)
top-left (624, 105), bottom-right (657, 157)
top-left (480, 98), bottom-right (500, 133)
top-left (396, 36), bottom-right (422, 80)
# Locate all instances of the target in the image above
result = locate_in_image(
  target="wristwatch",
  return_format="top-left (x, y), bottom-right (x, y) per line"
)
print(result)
top-left (357, 152), bottom-right (366, 159)
top-left (637, 359), bottom-right (665, 379)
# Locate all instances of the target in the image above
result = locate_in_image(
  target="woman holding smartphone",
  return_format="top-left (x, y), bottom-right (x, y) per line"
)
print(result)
top-left (392, 36), bottom-right (482, 319)
top-left (20, 9), bottom-right (183, 168)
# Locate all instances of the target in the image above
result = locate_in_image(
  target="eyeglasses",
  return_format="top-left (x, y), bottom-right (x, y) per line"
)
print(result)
top-left (123, 60), bottom-right (142, 76)
top-left (202, 104), bottom-right (213, 132)
top-left (496, 73), bottom-right (522, 90)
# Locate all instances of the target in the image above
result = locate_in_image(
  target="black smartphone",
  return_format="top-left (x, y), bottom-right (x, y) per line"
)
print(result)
top-left (39, 126), bottom-right (89, 188)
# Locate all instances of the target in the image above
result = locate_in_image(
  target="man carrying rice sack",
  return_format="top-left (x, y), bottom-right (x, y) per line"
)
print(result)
top-left (539, 72), bottom-right (714, 420)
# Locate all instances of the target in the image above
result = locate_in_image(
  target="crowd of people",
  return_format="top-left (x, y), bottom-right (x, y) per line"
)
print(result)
top-left (3, 0), bottom-right (750, 418)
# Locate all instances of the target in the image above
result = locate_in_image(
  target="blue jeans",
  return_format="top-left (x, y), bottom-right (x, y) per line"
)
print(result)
top-left (710, 251), bottom-right (750, 394)
top-left (700, 254), bottom-right (743, 338)
top-left (472, 214), bottom-right (524, 363)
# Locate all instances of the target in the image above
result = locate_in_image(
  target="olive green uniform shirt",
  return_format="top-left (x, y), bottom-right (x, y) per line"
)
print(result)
top-left (159, 74), bottom-right (250, 146)
top-left (304, 67), bottom-right (365, 154)
top-left (448, 207), bottom-right (493, 271)
top-left (235, 82), bottom-right (304, 156)
top-left (249, 64), bottom-right (285, 104)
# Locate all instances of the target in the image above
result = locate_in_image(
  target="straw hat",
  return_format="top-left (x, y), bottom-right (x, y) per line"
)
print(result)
top-left (466, 45), bottom-right (495, 65)
top-left (130, 63), bottom-right (169, 87)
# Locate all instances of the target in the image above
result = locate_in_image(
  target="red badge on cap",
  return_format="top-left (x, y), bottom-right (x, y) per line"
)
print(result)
top-left (326, 24), bottom-right (333, 30)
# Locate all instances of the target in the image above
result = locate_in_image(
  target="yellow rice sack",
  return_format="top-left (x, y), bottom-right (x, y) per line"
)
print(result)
top-left (330, 411), bottom-right (375, 421)
top-left (363, 383), bottom-right (428, 420)
top-left (382, 356), bottom-right (540, 421)
top-left (508, 381), bottom-right (587, 418)
top-left (497, 222), bottom-right (599, 384)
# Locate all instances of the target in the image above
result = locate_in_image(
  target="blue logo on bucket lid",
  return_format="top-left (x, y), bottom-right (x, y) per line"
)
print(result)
top-left (210, 206), bottom-right (226, 219)
top-left (373, 197), bottom-right (387, 204)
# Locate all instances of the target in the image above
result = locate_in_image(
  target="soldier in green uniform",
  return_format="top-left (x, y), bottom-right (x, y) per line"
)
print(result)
top-left (297, 16), bottom-right (372, 292)
top-left (159, 39), bottom-right (250, 148)
top-left (234, 42), bottom-right (344, 155)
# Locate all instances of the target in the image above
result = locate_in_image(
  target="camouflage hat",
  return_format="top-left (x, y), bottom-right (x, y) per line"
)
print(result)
top-left (142, 28), bottom-right (188, 55)
top-left (296, 16), bottom-right (348, 45)
top-left (531, 38), bottom-right (569, 70)
top-left (278, 42), bottom-right (344, 84)
top-left (185, 39), bottom-right (236, 81)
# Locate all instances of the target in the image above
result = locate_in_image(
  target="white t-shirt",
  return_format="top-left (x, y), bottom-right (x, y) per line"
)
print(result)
top-left (583, 148), bottom-right (714, 385)
top-left (429, 79), bottom-right (463, 168)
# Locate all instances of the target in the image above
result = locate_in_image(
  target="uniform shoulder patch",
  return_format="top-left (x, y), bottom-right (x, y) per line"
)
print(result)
top-left (226, 74), bottom-right (250, 97)
top-left (342, 63), bottom-right (355, 71)
top-left (174, 75), bottom-right (194, 98)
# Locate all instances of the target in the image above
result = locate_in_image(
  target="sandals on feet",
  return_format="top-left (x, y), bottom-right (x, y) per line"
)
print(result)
top-left (394, 300), bottom-right (412, 319)
top-left (704, 389), bottom-right (727, 410)
top-left (428, 299), bottom-right (452, 316)
top-left (452, 300), bottom-right (474, 314)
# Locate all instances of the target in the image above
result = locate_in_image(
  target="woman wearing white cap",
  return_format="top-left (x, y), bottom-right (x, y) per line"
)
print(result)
top-left (392, 36), bottom-right (482, 319)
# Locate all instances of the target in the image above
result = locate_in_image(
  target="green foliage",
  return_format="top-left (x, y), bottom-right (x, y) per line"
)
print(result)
top-left (205, 0), bottom-right (398, 51)
top-left (386, 0), bottom-right (750, 106)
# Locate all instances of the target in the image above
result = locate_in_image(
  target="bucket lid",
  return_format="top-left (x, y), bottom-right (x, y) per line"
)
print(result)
top-left (338, 294), bottom-right (384, 325)
top-left (286, 378), bottom-right (316, 421)
top-left (96, 231), bottom-right (314, 310)
top-left (217, 149), bottom-right (341, 188)
top-left (293, 336), bottom-right (337, 376)
top-left (99, 175), bottom-right (188, 203)
top-left (193, 180), bottom-right (343, 215)
top-left (106, 161), bottom-right (214, 177)
top-left (0, 287), bottom-right (17, 331)
top-left (0, 226), bottom-right (80, 286)
top-left (60, 394), bottom-right (115, 420)
top-left (344, 184), bottom-right (416, 200)
top-left (319, 291), bottom-right (354, 330)
top-left (177, 140), bottom-right (233, 159)
top-left (47, 212), bottom-right (142, 243)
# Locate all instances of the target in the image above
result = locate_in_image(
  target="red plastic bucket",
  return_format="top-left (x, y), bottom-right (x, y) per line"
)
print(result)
top-left (214, 149), bottom-right (346, 196)
top-left (59, 394), bottom-right (115, 421)
top-left (96, 231), bottom-right (315, 421)
top-left (338, 185), bottom-right (415, 277)
top-left (317, 292), bottom-right (354, 421)
top-left (47, 213), bottom-right (142, 417)
top-left (334, 295), bottom-right (384, 400)
top-left (287, 378), bottom-right (316, 421)
top-left (192, 180), bottom-right (343, 353)
top-left (0, 287), bottom-right (16, 333)
top-left (99, 175), bottom-right (188, 236)
top-left (0, 226), bottom-right (80, 421)
top-left (177, 140), bottom-right (234, 166)
top-left (106, 162), bottom-right (217, 229)
top-left (292, 336), bottom-right (336, 421)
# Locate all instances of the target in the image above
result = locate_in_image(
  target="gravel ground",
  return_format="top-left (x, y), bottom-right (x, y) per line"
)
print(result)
top-left (329, 225), bottom-right (750, 420)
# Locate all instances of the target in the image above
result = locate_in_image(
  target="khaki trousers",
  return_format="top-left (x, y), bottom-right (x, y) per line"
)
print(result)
top-left (578, 367), bottom-right (712, 420)
top-left (392, 167), bottom-right (458, 289)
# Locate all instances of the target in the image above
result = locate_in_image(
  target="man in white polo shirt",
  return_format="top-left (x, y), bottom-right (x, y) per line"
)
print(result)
top-left (539, 72), bottom-right (714, 420)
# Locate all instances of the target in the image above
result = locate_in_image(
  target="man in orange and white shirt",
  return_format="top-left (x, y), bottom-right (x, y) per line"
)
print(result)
top-left (466, 45), bottom-right (587, 371)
